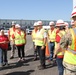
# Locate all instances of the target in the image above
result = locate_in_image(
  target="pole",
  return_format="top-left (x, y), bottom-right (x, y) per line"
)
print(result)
top-left (73, 0), bottom-right (76, 9)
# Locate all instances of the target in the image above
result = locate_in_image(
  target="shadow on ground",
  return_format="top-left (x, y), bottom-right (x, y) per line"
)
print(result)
top-left (0, 60), bottom-right (29, 71)
top-left (5, 70), bottom-right (35, 75)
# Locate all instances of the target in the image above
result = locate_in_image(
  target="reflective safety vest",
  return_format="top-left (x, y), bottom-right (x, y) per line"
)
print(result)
top-left (14, 31), bottom-right (25, 45)
top-left (48, 29), bottom-right (56, 42)
top-left (9, 28), bottom-right (15, 40)
top-left (56, 30), bottom-right (65, 57)
top-left (35, 29), bottom-right (45, 46)
top-left (63, 28), bottom-right (76, 65)
top-left (32, 29), bottom-right (37, 42)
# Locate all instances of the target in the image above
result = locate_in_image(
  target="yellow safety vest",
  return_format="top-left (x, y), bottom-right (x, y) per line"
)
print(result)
top-left (48, 29), bottom-right (56, 42)
top-left (35, 29), bottom-right (45, 46)
top-left (32, 29), bottom-right (37, 42)
top-left (14, 31), bottom-right (25, 45)
top-left (56, 30), bottom-right (65, 57)
top-left (9, 28), bottom-right (15, 40)
top-left (63, 28), bottom-right (76, 65)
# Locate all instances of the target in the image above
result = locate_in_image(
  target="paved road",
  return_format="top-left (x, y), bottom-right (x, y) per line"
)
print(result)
top-left (0, 35), bottom-right (58, 75)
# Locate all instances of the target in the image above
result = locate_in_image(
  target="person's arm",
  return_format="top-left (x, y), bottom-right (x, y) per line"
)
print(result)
top-left (53, 34), bottom-right (61, 58)
top-left (60, 32), bottom-right (72, 49)
top-left (54, 43), bottom-right (60, 57)
top-left (41, 31), bottom-right (47, 50)
top-left (0, 41), bottom-right (6, 44)
top-left (8, 30), bottom-right (10, 40)
top-left (24, 32), bottom-right (27, 44)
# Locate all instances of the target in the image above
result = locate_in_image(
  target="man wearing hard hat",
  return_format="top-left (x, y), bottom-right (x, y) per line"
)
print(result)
top-left (53, 19), bottom-right (66, 75)
top-left (60, 8), bottom-right (76, 75)
top-left (8, 21), bottom-right (16, 59)
top-left (47, 21), bottom-right (56, 64)
top-left (35, 21), bottom-right (47, 70)
top-left (31, 22), bottom-right (38, 61)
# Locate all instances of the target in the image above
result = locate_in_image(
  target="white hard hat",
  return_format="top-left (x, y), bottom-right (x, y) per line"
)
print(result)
top-left (49, 21), bottom-right (54, 26)
top-left (71, 8), bottom-right (76, 18)
top-left (15, 24), bottom-right (21, 28)
top-left (56, 19), bottom-right (65, 26)
top-left (12, 21), bottom-right (16, 25)
top-left (64, 22), bottom-right (69, 26)
top-left (71, 20), bottom-right (74, 25)
top-left (37, 21), bottom-right (43, 26)
top-left (33, 22), bottom-right (37, 26)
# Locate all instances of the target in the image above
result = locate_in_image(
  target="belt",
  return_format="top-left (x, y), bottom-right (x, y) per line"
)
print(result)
top-left (50, 42), bottom-right (55, 43)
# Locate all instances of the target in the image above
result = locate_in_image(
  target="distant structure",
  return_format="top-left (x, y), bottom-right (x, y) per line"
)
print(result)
top-left (0, 19), bottom-right (70, 29)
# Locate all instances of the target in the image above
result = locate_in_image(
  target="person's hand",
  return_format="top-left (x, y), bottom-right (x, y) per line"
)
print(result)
top-left (41, 45), bottom-right (45, 50)
top-left (53, 54), bottom-right (57, 58)
top-left (35, 45), bottom-right (37, 50)
top-left (3, 41), bottom-right (7, 44)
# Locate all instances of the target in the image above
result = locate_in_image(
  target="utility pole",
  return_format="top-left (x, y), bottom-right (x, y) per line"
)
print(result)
top-left (73, 0), bottom-right (76, 9)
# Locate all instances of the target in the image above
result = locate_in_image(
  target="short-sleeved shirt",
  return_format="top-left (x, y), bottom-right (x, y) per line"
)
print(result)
top-left (56, 30), bottom-right (61, 43)
top-left (37, 29), bottom-right (47, 38)
top-left (0, 35), bottom-right (9, 50)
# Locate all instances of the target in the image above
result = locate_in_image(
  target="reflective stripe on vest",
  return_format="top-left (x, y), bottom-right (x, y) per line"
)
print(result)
top-left (63, 28), bottom-right (76, 65)
top-left (15, 31), bottom-right (25, 45)
top-left (35, 29), bottom-right (45, 46)
top-left (67, 48), bottom-right (76, 54)
top-left (32, 29), bottom-right (37, 42)
top-left (48, 29), bottom-right (56, 42)
top-left (57, 31), bottom-right (65, 56)
top-left (69, 28), bottom-right (76, 51)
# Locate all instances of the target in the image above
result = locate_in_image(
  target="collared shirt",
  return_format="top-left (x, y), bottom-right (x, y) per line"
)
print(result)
top-left (37, 29), bottom-right (47, 38)
top-left (0, 35), bottom-right (9, 50)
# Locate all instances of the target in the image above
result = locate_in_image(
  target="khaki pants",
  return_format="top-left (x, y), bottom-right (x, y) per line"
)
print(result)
top-left (63, 62), bottom-right (76, 75)
top-left (10, 41), bottom-right (16, 57)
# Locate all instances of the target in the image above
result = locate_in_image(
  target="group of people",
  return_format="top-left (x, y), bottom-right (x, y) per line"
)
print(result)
top-left (0, 22), bottom-right (26, 68)
top-left (0, 6), bottom-right (76, 75)
top-left (31, 8), bottom-right (76, 75)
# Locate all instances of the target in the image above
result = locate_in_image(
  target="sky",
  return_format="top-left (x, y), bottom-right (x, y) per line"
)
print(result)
top-left (0, 0), bottom-right (73, 21)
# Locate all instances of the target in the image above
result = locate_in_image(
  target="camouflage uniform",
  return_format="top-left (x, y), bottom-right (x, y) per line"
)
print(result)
top-left (60, 29), bottom-right (76, 75)
top-left (60, 30), bottom-right (72, 49)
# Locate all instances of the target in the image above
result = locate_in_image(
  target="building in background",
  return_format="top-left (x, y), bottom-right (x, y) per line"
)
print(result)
top-left (0, 19), bottom-right (70, 29)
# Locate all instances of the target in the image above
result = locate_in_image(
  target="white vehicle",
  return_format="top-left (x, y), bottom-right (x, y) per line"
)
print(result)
top-left (26, 28), bottom-right (30, 35)
top-left (43, 26), bottom-right (50, 30)
top-left (4, 30), bottom-right (8, 36)
top-left (26, 27), bottom-right (34, 35)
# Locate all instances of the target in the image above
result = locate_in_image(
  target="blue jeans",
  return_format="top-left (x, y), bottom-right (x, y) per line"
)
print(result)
top-left (33, 42), bottom-right (37, 58)
top-left (56, 57), bottom-right (64, 75)
top-left (0, 48), bottom-right (2, 64)
top-left (49, 42), bottom-right (55, 61)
